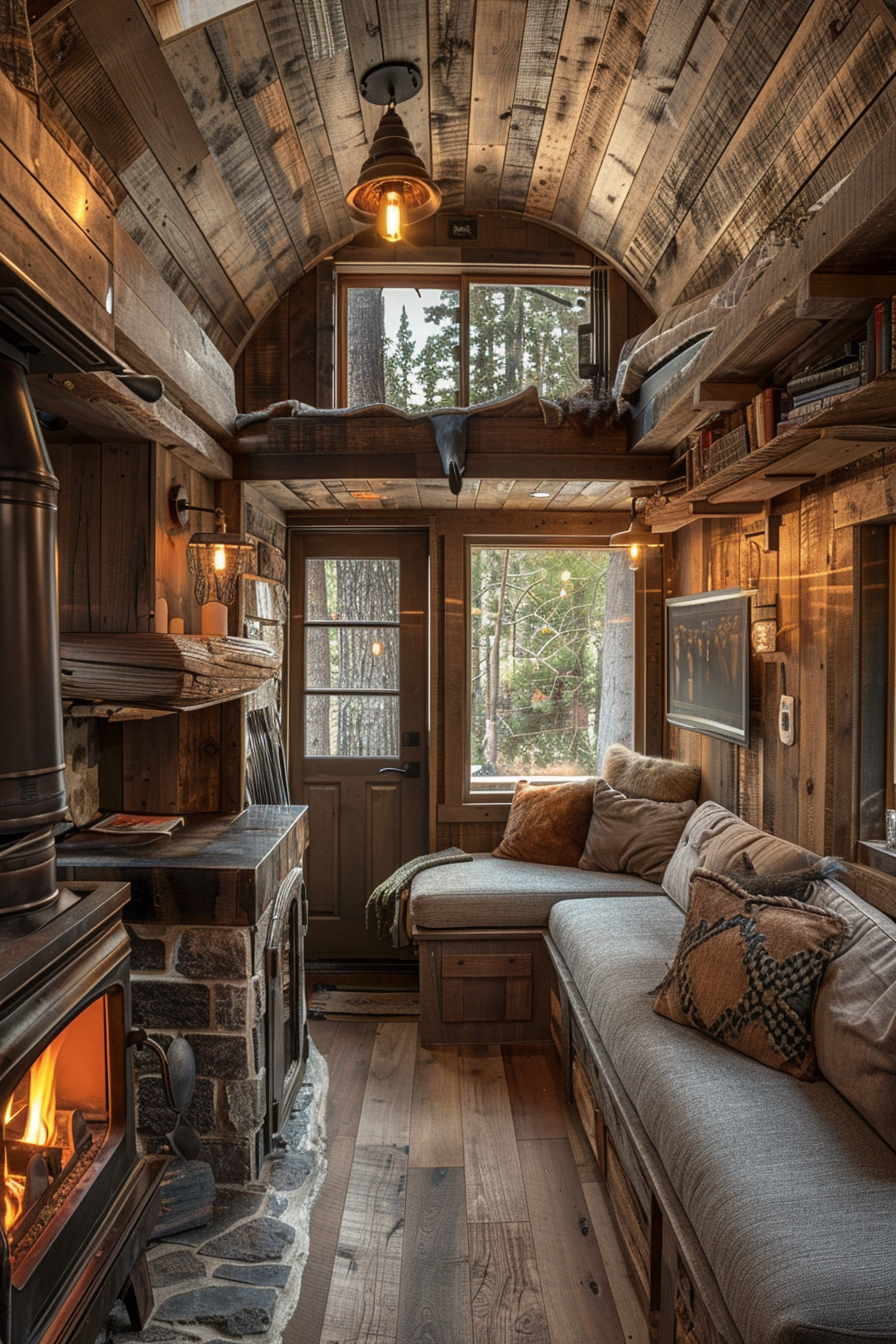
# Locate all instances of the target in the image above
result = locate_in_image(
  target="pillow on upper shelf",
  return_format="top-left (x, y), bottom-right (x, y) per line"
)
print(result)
top-left (493, 778), bottom-right (596, 867)
top-left (653, 868), bottom-right (847, 1081)
top-left (578, 778), bottom-right (696, 884)
top-left (601, 743), bottom-right (701, 804)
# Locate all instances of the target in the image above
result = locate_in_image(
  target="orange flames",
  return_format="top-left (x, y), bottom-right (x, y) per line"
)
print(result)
top-left (2, 1036), bottom-right (65, 1233)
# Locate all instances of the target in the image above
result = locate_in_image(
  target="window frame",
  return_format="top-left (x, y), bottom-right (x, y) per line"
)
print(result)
top-left (335, 264), bottom-right (594, 409)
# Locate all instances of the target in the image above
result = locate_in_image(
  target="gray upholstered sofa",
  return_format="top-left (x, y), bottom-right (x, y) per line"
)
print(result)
top-left (411, 799), bottom-right (896, 1344)
top-left (547, 801), bottom-right (896, 1344)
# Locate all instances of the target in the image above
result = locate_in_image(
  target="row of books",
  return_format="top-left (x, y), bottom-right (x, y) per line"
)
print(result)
top-left (689, 302), bottom-right (896, 486)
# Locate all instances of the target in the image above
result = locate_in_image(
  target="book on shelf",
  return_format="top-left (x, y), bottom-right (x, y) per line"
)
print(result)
top-left (790, 375), bottom-right (860, 408)
top-left (90, 812), bottom-right (185, 835)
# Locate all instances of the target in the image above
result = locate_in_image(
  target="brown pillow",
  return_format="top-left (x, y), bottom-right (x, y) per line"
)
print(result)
top-left (493, 779), bottom-right (595, 867)
top-left (578, 778), bottom-right (696, 883)
top-left (654, 868), bottom-right (847, 1081)
top-left (601, 743), bottom-right (701, 803)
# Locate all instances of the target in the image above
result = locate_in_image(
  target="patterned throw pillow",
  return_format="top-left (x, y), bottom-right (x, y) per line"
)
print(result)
top-left (654, 868), bottom-right (847, 1080)
top-left (493, 778), bottom-right (596, 867)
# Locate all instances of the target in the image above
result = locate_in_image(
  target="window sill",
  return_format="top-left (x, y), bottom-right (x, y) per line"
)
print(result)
top-left (437, 803), bottom-right (511, 824)
top-left (857, 840), bottom-right (896, 879)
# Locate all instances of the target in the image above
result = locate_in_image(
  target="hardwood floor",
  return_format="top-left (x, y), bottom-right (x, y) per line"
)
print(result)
top-left (286, 1020), bottom-right (648, 1344)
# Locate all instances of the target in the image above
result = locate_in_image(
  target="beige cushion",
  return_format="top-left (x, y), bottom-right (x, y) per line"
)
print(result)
top-left (811, 877), bottom-right (896, 1152)
top-left (492, 778), bottom-right (595, 866)
top-left (601, 743), bottom-right (701, 803)
top-left (411, 854), bottom-right (662, 929)
top-left (663, 800), bottom-right (818, 910)
top-left (579, 779), bottom-right (696, 884)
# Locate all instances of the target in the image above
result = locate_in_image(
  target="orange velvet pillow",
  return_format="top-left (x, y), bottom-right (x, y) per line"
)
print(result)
top-left (493, 779), bottom-right (595, 867)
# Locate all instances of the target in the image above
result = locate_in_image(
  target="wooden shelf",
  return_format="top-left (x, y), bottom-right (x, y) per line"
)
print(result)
top-left (645, 376), bottom-right (896, 531)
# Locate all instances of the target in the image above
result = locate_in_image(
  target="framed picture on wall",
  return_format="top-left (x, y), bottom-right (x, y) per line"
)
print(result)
top-left (666, 589), bottom-right (749, 746)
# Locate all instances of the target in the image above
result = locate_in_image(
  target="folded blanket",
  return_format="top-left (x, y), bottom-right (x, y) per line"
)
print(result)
top-left (366, 848), bottom-right (473, 943)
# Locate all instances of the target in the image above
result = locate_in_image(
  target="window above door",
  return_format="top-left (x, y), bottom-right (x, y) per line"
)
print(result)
top-left (337, 267), bottom-right (596, 410)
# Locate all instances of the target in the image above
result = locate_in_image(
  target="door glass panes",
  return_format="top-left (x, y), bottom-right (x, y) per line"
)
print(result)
top-left (468, 283), bottom-right (590, 403)
top-left (346, 287), bottom-right (459, 410)
top-left (469, 547), bottom-right (634, 790)
top-left (305, 627), bottom-right (398, 690)
top-left (304, 556), bottom-right (400, 758)
top-left (305, 558), bottom-right (399, 621)
top-left (305, 696), bottom-right (399, 757)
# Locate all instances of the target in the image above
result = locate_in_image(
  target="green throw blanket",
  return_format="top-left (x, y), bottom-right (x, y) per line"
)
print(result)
top-left (366, 848), bottom-right (473, 941)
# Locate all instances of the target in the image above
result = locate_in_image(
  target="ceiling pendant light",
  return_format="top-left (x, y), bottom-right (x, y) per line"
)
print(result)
top-left (346, 61), bottom-right (441, 243)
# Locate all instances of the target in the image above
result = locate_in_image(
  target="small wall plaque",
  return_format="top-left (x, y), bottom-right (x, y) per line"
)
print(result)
top-left (449, 217), bottom-right (477, 240)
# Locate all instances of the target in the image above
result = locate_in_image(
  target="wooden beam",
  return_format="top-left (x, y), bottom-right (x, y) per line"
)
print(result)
top-left (805, 271), bottom-right (896, 299)
top-left (708, 426), bottom-right (896, 503)
top-left (642, 499), bottom-right (761, 533)
top-left (233, 450), bottom-right (672, 484)
top-left (31, 373), bottom-right (233, 478)
top-left (692, 381), bottom-right (763, 410)
top-left (113, 227), bottom-right (237, 438)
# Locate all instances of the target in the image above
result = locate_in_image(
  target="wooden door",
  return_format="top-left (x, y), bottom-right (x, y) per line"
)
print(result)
top-left (289, 531), bottom-right (427, 959)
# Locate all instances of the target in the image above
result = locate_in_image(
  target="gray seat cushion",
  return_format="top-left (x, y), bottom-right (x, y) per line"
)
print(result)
top-left (410, 855), bottom-right (662, 929)
top-left (549, 897), bottom-right (896, 1344)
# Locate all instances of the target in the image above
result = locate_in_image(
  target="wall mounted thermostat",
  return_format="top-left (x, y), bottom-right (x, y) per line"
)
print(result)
top-left (778, 694), bottom-right (796, 746)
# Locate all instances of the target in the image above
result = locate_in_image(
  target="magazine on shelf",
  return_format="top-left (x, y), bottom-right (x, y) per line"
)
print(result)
top-left (90, 812), bottom-right (185, 835)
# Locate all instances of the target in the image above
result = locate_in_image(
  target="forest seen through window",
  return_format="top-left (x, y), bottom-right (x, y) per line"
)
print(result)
top-left (469, 546), bottom-right (633, 791)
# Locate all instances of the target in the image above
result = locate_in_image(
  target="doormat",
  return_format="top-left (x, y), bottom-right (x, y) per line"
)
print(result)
top-left (309, 984), bottom-right (420, 1019)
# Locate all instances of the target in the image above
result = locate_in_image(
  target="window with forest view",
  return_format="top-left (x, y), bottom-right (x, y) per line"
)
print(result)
top-left (342, 275), bottom-right (592, 409)
top-left (469, 546), bottom-right (634, 792)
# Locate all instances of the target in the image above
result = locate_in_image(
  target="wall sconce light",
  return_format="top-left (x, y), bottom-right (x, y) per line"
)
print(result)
top-left (345, 61), bottom-right (441, 243)
top-left (609, 500), bottom-right (660, 572)
top-left (169, 486), bottom-right (255, 609)
top-left (751, 601), bottom-right (778, 654)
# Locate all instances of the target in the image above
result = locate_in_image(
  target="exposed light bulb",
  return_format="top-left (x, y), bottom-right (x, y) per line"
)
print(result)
top-left (377, 186), bottom-right (405, 242)
top-left (627, 543), bottom-right (642, 573)
top-left (561, 570), bottom-right (571, 582)
top-left (371, 640), bottom-right (384, 657)
top-left (559, 587), bottom-right (568, 597)
top-left (213, 544), bottom-right (227, 572)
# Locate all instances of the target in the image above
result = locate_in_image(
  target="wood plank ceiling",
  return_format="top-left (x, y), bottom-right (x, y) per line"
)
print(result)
top-left (26, 0), bottom-right (896, 509)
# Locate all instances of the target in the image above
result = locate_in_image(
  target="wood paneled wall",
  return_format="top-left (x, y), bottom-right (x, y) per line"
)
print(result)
top-left (668, 449), bottom-right (892, 861)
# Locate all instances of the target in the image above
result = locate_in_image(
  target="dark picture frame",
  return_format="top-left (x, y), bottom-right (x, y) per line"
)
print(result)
top-left (666, 589), bottom-right (749, 746)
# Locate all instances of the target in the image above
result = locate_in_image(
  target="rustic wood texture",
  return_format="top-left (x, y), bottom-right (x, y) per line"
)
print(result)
top-left (289, 1020), bottom-right (638, 1344)
top-left (19, 0), bottom-right (896, 383)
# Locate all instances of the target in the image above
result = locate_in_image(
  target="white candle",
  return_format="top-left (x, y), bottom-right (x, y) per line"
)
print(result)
top-left (200, 602), bottom-right (229, 637)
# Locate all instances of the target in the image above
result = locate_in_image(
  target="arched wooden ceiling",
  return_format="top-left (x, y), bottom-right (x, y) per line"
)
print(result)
top-left (32, 0), bottom-right (896, 365)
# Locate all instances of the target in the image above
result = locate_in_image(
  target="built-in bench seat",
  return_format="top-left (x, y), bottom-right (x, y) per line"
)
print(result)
top-left (549, 894), bottom-right (896, 1344)
top-left (411, 854), bottom-right (662, 1044)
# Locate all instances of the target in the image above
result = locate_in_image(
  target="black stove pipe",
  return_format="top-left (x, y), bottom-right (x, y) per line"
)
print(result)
top-left (0, 353), bottom-right (66, 912)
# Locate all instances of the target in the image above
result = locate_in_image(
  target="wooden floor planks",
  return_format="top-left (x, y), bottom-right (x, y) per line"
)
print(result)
top-left (294, 1023), bottom-right (640, 1344)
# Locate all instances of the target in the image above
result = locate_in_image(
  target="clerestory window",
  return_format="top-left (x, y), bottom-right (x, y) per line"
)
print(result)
top-left (337, 269), bottom-right (600, 410)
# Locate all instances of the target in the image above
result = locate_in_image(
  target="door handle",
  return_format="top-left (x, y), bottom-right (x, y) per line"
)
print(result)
top-left (378, 762), bottom-right (420, 778)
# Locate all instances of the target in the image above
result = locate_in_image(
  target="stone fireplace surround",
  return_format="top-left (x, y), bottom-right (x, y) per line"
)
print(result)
top-left (57, 806), bottom-right (309, 1186)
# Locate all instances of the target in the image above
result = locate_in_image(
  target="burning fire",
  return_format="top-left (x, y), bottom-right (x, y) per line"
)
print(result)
top-left (2, 1035), bottom-right (66, 1232)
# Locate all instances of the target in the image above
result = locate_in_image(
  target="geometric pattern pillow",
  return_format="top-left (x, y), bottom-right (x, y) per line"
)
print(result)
top-left (654, 869), bottom-right (847, 1080)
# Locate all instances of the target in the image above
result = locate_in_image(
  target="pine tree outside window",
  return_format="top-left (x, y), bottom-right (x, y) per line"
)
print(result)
top-left (337, 269), bottom-right (596, 408)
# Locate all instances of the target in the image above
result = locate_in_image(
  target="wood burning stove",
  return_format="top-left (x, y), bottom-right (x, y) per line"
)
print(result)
top-left (0, 881), bottom-right (166, 1344)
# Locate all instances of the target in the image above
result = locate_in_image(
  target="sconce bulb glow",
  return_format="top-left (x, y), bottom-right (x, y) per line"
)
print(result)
top-left (213, 544), bottom-right (227, 572)
top-left (627, 543), bottom-right (642, 572)
top-left (371, 640), bottom-right (384, 657)
top-left (377, 187), bottom-right (405, 242)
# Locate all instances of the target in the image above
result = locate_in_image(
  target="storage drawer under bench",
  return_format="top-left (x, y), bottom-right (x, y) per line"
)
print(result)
top-left (415, 927), bottom-right (555, 1045)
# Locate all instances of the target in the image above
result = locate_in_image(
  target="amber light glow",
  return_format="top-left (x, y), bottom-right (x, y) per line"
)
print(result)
top-left (213, 544), bottom-right (227, 572)
top-left (2, 1035), bottom-right (66, 1232)
top-left (377, 187), bottom-right (405, 242)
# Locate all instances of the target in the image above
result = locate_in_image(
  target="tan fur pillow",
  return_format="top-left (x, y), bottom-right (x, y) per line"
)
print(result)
top-left (601, 743), bottom-right (701, 803)
top-left (493, 779), bottom-right (596, 867)
top-left (579, 778), bottom-right (696, 883)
